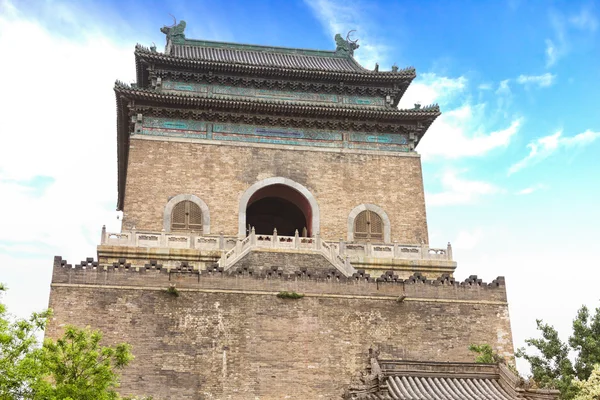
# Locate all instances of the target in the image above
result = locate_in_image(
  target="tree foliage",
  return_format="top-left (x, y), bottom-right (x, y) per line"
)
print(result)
top-left (572, 364), bottom-right (600, 400)
top-left (469, 344), bottom-right (504, 364)
top-left (517, 304), bottom-right (600, 399)
top-left (0, 284), bottom-right (145, 400)
top-left (0, 284), bottom-right (50, 399)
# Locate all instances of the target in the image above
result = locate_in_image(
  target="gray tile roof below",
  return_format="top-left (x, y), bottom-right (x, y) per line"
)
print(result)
top-left (385, 375), bottom-right (514, 400)
top-left (171, 44), bottom-right (367, 72)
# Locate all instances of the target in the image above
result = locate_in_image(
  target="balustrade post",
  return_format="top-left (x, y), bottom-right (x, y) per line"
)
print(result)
top-left (420, 242), bottom-right (429, 259)
top-left (250, 227), bottom-right (256, 245)
top-left (315, 233), bottom-right (321, 250)
top-left (393, 240), bottom-right (398, 258)
top-left (236, 238), bottom-right (242, 254)
top-left (160, 229), bottom-right (167, 248)
top-left (131, 227), bottom-right (137, 246)
top-left (339, 238), bottom-right (345, 256)
top-left (272, 228), bottom-right (278, 248)
top-left (219, 232), bottom-right (224, 250)
top-left (345, 255), bottom-right (351, 274)
top-left (294, 229), bottom-right (300, 249)
top-left (366, 240), bottom-right (372, 257)
top-left (447, 242), bottom-right (453, 260)
top-left (101, 225), bottom-right (107, 244)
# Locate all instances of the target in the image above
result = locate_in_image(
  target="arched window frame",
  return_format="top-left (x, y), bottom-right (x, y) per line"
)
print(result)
top-left (163, 194), bottom-right (211, 234)
top-left (347, 204), bottom-right (391, 243)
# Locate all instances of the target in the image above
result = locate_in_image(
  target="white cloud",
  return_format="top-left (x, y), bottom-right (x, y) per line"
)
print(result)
top-left (516, 183), bottom-right (547, 195)
top-left (516, 73), bottom-right (556, 88)
top-left (545, 39), bottom-right (560, 68)
top-left (509, 130), bottom-right (600, 174)
top-left (303, 0), bottom-right (388, 69)
top-left (426, 170), bottom-right (503, 206)
top-left (400, 72), bottom-right (467, 107)
top-left (453, 229), bottom-right (483, 250)
top-left (399, 74), bottom-right (522, 159)
top-left (0, 1), bottom-right (133, 262)
top-left (496, 79), bottom-right (512, 96)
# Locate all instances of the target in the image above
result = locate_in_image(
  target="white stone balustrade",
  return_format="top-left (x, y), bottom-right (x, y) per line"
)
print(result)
top-left (100, 226), bottom-right (453, 264)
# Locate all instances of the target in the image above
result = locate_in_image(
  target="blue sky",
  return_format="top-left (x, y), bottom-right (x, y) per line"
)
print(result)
top-left (0, 0), bottom-right (599, 375)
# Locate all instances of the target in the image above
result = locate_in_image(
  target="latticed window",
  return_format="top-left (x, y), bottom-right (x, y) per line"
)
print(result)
top-left (354, 210), bottom-right (383, 242)
top-left (171, 201), bottom-right (203, 232)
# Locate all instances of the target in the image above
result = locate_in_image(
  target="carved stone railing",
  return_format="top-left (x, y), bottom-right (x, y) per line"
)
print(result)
top-left (100, 226), bottom-right (453, 264)
top-left (342, 241), bottom-right (452, 261)
top-left (101, 226), bottom-right (237, 251)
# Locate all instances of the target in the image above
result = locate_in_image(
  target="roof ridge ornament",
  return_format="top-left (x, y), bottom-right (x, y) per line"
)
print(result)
top-left (335, 30), bottom-right (359, 56)
top-left (161, 16), bottom-right (186, 44)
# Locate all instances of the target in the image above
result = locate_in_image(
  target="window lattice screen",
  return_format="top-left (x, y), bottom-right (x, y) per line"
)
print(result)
top-left (171, 201), bottom-right (203, 232)
top-left (354, 210), bottom-right (383, 242)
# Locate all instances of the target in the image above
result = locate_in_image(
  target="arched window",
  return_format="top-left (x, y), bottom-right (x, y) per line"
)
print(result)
top-left (354, 210), bottom-right (384, 242)
top-left (171, 200), bottom-right (203, 232)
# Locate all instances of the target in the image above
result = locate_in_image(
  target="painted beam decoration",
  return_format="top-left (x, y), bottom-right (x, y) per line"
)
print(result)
top-left (161, 81), bottom-right (385, 107)
top-left (138, 117), bottom-right (410, 152)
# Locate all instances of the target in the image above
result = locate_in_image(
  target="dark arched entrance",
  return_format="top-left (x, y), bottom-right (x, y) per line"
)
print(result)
top-left (246, 184), bottom-right (312, 237)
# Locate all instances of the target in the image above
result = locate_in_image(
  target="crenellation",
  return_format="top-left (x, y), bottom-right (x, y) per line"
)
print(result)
top-left (50, 260), bottom-right (507, 303)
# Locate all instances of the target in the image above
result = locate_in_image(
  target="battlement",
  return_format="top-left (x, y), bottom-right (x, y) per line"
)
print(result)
top-left (52, 256), bottom-right (507, 303)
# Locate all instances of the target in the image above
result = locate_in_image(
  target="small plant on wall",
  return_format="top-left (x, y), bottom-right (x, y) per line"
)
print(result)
top-left (162, 285), bottom-right (180, 297)
top-left (276, 291), bottom-right (304, 299)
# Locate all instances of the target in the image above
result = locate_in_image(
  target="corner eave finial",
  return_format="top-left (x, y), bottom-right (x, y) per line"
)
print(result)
top-left (335, 30), bottom-right (359, 56)
top-left (160, 15), bottom-right (186, 44)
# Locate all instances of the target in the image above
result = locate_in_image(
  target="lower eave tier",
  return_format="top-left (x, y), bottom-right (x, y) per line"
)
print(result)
top-left (115, 83), bottom-right (439, 121)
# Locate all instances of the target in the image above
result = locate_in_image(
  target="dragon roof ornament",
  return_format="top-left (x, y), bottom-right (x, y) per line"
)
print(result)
top-left (335, 30), bottom-right (360, 56)
top-left (161, 17), bottom-right (186, 43)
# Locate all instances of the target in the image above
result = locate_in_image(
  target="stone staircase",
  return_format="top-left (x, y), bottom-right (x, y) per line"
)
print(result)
top-left (218, 228), bottom-right (356, 277)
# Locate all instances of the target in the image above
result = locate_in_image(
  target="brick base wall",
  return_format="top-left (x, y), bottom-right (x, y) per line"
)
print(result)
top-left (47, 264), bottom-right (514, 400)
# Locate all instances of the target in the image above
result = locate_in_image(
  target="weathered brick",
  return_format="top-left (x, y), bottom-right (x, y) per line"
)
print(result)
top-left (122, 139), bottom-right (429, 244)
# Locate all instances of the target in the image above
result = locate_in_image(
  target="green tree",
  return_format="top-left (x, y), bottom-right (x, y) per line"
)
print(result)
top-left (0, 284), bottom-right (49, 399)
top-left (469, 344), bottom-right (504, 364)
top-left (517, 305), bottom-right (600, 399)
top-left (0, 284), bottom-right (144, 400)
top-left (572, 364), bottom-right (600, 400)
top-left (35, 326), bottom-right (134, 400)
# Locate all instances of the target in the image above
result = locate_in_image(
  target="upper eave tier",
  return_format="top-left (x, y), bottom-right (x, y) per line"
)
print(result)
top-left (134, 44), bottom-right (416, 106)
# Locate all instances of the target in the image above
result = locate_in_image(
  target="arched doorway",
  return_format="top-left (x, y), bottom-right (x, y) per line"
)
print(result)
top-left (246, 184), bottom-right (311, 236)
top-left (238, 177), bottom-right (319, 238)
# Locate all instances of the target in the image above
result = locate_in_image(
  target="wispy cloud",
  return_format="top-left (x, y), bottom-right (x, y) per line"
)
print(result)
top-left (427, 170), bottom-right (503, 206)
top-left (569, 7), bottom-right (598, 32)
top-left (509, 130), bottom-right (600, 174)
top-left (496, 79), bottom-right (512, 96)
top-left (545, 6), bottom-right (598, 67)
top-left (400, 73), bottom-right (522, 159)
top-left (516, 73), bottom-right (556, 88)
top-left (303, 0), bottom-right (388, 69)
top-left (400, 72), bottom-right (467, 106)
top-left (516, 183), bottom-right (548, 195)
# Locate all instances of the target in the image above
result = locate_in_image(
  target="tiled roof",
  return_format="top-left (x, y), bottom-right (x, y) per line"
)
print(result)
top-left (383, 375), bottom-right (514, 399)
top-left (113, 81), bottom-right (441, 120)
top-left (171, 44), bottom-right (367, 72)
top-left (345, 358), bottom-right (559, 400)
